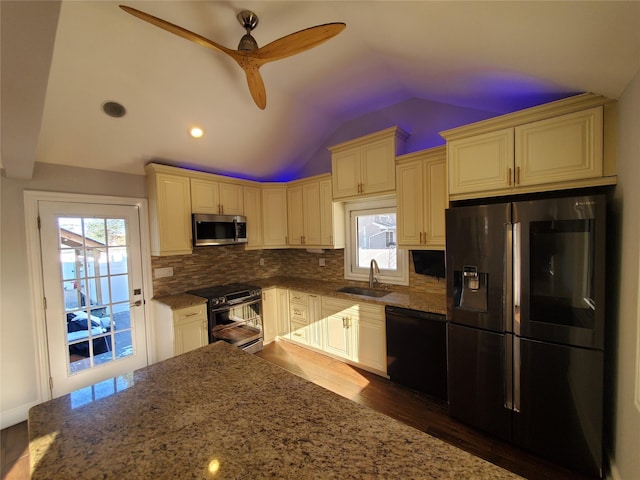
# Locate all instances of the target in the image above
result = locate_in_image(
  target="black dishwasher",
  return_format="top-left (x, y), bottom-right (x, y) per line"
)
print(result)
top-left (385, 306), bottom-right (447, 401)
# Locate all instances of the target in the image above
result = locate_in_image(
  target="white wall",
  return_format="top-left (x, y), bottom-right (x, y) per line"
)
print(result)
top-left (610, 67), bottom-right (640, 479)
top-left (0, 162), bottom-right (145, 428)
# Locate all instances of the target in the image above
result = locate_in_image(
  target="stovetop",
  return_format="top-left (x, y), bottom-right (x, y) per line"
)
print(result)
top-left (187, 283), bottom-right (261, 300)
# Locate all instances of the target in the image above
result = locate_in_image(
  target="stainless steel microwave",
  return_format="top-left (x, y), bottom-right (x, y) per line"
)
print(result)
top-left (192, 214), bottom-right (247, 246)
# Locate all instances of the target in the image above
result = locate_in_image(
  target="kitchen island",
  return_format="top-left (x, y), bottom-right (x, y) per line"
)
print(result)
top-left (29, 341), bottom-right (519, 479)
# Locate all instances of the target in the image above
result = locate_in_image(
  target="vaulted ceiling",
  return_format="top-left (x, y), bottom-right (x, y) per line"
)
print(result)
top-left (2, 1), bottom-right (640, 181)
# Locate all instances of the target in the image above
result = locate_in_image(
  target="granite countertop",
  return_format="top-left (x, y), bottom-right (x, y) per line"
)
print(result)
top-left (153, 276), bottom-right (446, 315)
top-left (29, 341), bottom-right (520, 479)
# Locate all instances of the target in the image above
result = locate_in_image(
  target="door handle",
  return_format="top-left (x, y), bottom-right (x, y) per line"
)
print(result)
top-left (130, 300), bottom-right (142, 308)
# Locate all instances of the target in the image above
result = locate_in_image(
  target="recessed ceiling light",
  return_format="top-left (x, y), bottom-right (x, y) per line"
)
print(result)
top-left (190, 127), bottom-right (204, 138)
top-left (101, 101), bottom-right (126, 118)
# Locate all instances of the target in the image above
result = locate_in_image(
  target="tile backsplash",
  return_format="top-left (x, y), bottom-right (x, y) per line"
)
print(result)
top-left (150, 246), bottom-right (445, 297)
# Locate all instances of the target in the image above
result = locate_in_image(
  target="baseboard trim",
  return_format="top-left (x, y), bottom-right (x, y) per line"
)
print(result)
top-left (0, 401), bottom-right (38, 430)
top-left (608, 457), bottom-right (622, 480)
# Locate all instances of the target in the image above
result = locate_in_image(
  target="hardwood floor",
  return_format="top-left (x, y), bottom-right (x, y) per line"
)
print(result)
top-left (2, 339), bottom-right (596, 480)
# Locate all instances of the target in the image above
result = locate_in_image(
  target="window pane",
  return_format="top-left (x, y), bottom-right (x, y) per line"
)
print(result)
top-left (356, 213), bottom-right (397, 270)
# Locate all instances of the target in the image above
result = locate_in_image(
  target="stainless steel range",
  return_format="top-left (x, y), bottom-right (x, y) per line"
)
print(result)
top-left (187, 283), bottom-right (263, 353)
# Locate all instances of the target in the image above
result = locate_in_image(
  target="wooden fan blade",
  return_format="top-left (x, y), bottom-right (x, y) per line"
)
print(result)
top-left (241, 63), bottom-right (267, 110)
top-left (252, 23), bottom-right (346, 65)
top-left (119, 5), bottom-right (234, 56)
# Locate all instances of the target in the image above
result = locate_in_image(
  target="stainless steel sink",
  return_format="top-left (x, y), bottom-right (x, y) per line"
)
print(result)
top-left (337, 286), bottom-right (391, 298)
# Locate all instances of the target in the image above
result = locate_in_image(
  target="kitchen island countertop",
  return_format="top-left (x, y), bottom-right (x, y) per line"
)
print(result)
top-left (29, 341), bottom-right (519, 479)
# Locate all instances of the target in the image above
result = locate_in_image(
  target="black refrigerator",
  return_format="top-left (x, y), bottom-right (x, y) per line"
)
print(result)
top-left (445, 194), bottom-right (605, 478)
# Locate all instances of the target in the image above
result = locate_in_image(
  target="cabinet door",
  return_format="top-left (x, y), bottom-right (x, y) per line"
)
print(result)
top-left (323, 311), bottom-right (351, 360)
top-left (262, 186), bottom-right (288, 246)
top-left (174, 318), bottom-right (208, 355)
top-left (515, 107), bottom-right (603, 187)
top-left (424, 158), bottom-right (447, 247)
top-left (243, 185), bottom-right (263, 249)
top-left (355, 313), bottom-right (386, 373)
top-left (287, 185), bottom-right (304, 246)
top-left (190, 178), bottom-right (220, 214)
top-left (307, 294), bottom-right (323, 349)
top-left (150, 172), bottom-right (192, 256)
top-left (219, 182), bottom-right (244, 215)
top-left (262, 288), bottom-right (277, 344)
top-left (173, 304), bottom-right (208, 356)
top-left (302, 182), bottom-right (322, 246)
top-left (361, 138), bottom-right (397, 195)
top-left (276, 289), bottom-right (290, 337)
top-left (319, 179), bottom-right (344, 248)
top-left (448, 128), bottom-right (515, 195)
top-left (396, 159), bottom-right (424, 247)
top-left (331, 148), bottom-right (361, 199)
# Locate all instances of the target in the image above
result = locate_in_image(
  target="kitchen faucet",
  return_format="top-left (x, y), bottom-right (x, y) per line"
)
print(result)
top-left (369, 259), bottom-right (380, 288)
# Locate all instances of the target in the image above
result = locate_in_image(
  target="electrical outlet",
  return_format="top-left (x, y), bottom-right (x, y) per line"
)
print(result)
top-left (259, 258), bottom-right (265, 266)
top-left (154, 267), bottom-right (173, 278)
top-left (319, 258), bottom-right (326, 267)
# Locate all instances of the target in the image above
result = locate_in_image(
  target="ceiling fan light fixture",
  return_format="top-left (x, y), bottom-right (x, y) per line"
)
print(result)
top-left (238, 33), bottom-right (258, 51)
top-left (102, 101), bottom-right (126, 118)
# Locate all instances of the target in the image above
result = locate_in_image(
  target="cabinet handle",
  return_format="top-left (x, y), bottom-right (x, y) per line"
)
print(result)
top-left (508, 167), bottom-right (512, 186)
top-left (515, 166), bottom-right (520, 185)
top-left (184, 312), bottom-right (199, 317)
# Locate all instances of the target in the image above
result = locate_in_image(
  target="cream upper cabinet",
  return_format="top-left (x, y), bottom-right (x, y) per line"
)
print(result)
top-left (447, 128), bottom-right (515, 196)
top-left (190, 178), bottom-right (243, 215)
top-left (261, 184), bottom-right (288, 247)
top-left (145, 164), bottom-right (192, 256)
top-left (243, 184), bottom-right (263, 249)
top-left (515, 107), bottom-right (603, 186)
top-left (330, 126), bottom-right (408, 200)
top-left (396, 146), bottom-right (447, 250)
top-left (442, 94), bottom-right (617, 201)
top-left (286, 184), bottom-right (305, 246)
top-left (319, 178), bottom-right (345, 248)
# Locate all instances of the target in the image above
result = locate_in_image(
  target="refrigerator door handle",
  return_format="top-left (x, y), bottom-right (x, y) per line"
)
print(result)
top-left (513, 335), bottom-right (521, 413)
top-left (513, 222), bottom-right (521, 335)
top-left (504, 223), bottom-right (513, 332)
top-left (504, 334), bottom-right (514, 410)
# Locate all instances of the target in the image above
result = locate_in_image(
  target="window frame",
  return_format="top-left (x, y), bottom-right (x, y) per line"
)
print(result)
top-left (343, 197), bottom-right (409, 286)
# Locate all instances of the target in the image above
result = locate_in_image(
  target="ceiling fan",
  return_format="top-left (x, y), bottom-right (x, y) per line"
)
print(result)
top-left (119, 5), bottom-right (346, 109)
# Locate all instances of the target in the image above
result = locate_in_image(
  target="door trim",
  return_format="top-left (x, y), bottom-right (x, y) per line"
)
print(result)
top-left (24, 191), bottom-right (154, 404)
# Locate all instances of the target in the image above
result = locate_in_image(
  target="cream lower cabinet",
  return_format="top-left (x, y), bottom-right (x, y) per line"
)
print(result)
top-left (262, 288), bottom-right (278, 344)
top-left (262, 287), bottom-right (291, 343)
top-left (396, 146), bottom-right (447, 250)
top-left (353, 302), bottom-right (387, 373)
top-left (145, 164), bottom-right (192, 256)
top-left (321, 296), bottom-right (386, 373)
top-left (153, 302), bottom-right (208, 361)
top-left (288, 291), bottom-right (322, 349)
top-left (444, 99), bottom-right (615, 200)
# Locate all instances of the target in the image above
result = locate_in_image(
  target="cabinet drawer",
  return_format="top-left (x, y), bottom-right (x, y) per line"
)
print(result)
top-left (175, 304), bottom-right (207, 325)
top-left (290, 320), bottom-right (309, 344)
top-left (289, 291), bottom-right (308, 306)
top-left (290, 304), bottom-right (308, 322)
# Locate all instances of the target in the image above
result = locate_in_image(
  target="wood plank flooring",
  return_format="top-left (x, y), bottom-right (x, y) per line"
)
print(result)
top-left (1, 339), bottom-right (597, 480)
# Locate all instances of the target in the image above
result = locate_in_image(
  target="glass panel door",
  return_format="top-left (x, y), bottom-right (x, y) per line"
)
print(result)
top-left (39, 201), bottom-right (148, 398)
